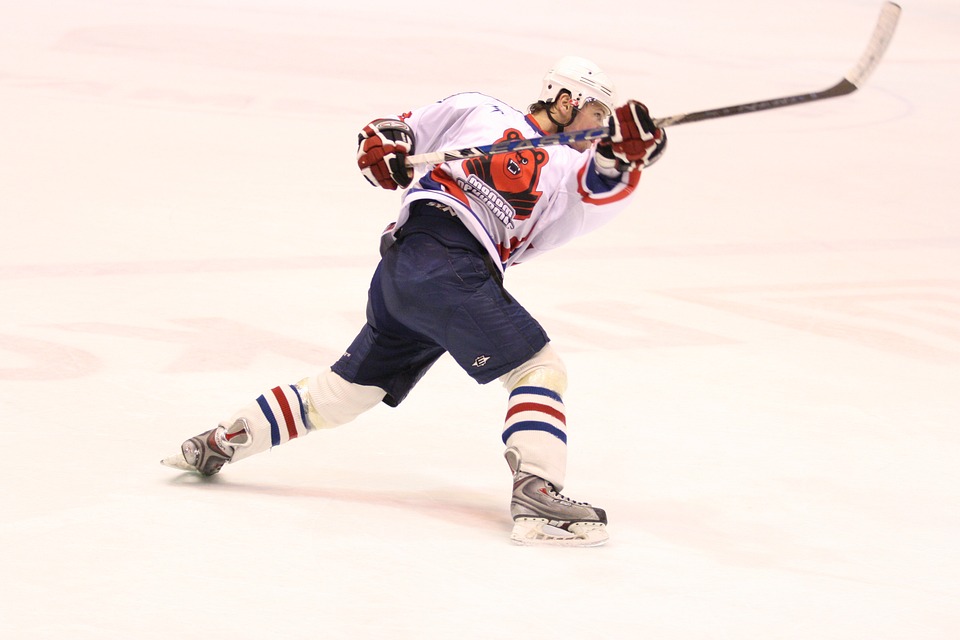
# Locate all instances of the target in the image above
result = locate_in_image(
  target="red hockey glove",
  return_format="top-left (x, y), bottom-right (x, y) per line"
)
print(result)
top-left (357, 118), bottom-right (416, 190)
top-left (596, 100), bottom-right (667, 172)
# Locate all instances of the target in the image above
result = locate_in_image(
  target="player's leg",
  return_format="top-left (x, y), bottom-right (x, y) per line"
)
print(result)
top-left (497, 345), bottom-right (608, 546)
top-left (167, 369), bottom-right (386, 475)
top-left (498, 343), bottom-right (569, 488)
top-left (399, 240), bottom-right (607, 546)
top-left (165, 257), bottom-right (446, 476)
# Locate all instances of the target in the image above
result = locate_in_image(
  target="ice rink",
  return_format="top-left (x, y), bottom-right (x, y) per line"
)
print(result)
top-left (2, 0), bottom-right (958, 637)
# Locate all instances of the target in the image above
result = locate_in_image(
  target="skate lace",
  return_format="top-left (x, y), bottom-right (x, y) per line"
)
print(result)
top-left (545, 482), bottom-right (589, 506)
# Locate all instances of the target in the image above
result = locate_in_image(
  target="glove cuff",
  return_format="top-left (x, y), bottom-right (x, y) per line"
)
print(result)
top-left (595, 143), bottom-right (631, 176)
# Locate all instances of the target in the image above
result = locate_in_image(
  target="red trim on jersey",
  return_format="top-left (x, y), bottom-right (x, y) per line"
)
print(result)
top-left (271, 386), bottom-right (299, 440)
top-left (525, 114), bottom-right (546, 135)
top-left (498, 234), bottom-right (529, 263)
top-left (576, 163), bottom-right (641, 205)
top-left (428, 167), bottom-right (470, 207)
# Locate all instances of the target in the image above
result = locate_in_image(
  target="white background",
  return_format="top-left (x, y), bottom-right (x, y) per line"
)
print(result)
top-left (1, 0), bottom-right (958, 637)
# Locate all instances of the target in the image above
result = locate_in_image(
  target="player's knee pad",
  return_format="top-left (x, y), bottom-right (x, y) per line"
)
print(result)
top-left (297, 369), bottom-right (385, 429)
top-left (499, 343), bottom-right (567, 395)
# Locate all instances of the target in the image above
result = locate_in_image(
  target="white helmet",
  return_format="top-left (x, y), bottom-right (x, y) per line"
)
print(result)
top-left (538, 56), bottom-right (616, 115)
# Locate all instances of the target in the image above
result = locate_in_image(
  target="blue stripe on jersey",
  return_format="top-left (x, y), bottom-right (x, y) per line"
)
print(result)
top-left (502, 420), bottom-right (568, 445)
top-left (509, 385), bottom-right (563, 404)
top-left (583, 159), bottom-right (624, 195)
top-left (413, 173), bottom-right (446, 193)
top-left (256, 394), bottom-right (281, 446)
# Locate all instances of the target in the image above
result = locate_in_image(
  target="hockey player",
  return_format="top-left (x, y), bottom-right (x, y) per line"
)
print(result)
top-left (163, 56), bottom-right (667, 547)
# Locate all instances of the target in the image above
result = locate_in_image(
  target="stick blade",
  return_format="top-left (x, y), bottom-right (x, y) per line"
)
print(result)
top-left (845, 1), bottom-right (901, 88)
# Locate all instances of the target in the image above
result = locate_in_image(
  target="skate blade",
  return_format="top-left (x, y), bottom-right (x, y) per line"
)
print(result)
top-left (510, 518), bottom-right (609, 547)
top-left (160, 453), bottom-right (196, 472)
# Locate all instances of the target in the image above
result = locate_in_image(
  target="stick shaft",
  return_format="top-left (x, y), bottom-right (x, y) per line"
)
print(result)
top-left (406, 2), bottom-right (900, 167)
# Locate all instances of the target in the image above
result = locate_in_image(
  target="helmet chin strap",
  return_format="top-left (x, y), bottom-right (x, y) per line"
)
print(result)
top-left (545, 90), bottom-right (578, 133)
top-left (547, 106), bottom-right (578, 133)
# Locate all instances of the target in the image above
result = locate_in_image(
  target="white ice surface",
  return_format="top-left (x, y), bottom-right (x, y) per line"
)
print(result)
top-left (2, 1), bottom-right (958, 638)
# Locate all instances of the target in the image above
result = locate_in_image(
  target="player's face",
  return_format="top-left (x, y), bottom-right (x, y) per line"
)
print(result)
top-left (569, 101), bottom-right (611, 152)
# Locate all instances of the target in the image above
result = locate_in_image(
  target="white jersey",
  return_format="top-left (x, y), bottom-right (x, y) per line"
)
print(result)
top-left (383, 92), bottom-right (643, 272)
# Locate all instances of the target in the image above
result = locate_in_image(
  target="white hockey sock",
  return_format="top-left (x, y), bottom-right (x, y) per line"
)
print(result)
top-left (223, 384), bottom-right (311, 463)
top-left (258, 384), bottom-right (312, 445)
top-left (502, 385), bottom-right (568, 490)
top-left (221, 371), bottom-right (385, 465)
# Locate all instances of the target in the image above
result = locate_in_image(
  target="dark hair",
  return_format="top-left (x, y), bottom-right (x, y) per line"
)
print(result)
top-left (528, 100), bottom-right (549, 115)
top-left (528, 89), bottom-right (570, 115)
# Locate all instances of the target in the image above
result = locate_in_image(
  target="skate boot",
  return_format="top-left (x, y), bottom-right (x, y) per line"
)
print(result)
top-left (161, 420), bottom-right (250, 475)
top-left (509, 471), bottom-right (609, 547)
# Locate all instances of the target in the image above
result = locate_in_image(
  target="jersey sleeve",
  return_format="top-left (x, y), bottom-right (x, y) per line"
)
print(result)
top-left (513, 150), bottom-right (643, 262)
top-left (578, 154), bottom-right (642, 207)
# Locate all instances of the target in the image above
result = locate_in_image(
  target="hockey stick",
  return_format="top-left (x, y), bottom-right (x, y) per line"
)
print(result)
top-left (405, 1), bottom-right (900, 167)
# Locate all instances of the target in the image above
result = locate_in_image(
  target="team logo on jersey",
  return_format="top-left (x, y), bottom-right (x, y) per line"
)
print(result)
top-left (458, 129), bottom-right (548, 228)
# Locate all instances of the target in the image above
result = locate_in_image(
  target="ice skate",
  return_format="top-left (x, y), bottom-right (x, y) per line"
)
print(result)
top-left (160, 420), bottom-right (250, 476)
top-left (509, 471), bottom-right (609, 547)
